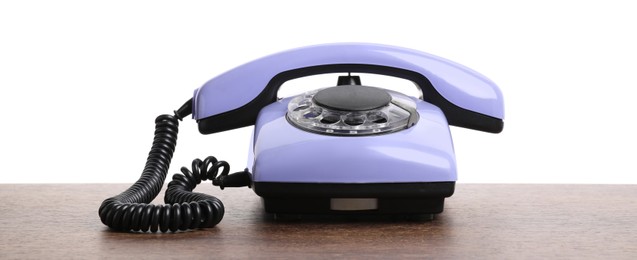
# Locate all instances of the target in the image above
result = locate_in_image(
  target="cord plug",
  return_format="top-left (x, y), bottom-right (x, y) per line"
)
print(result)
top-left (213, 168), bottom-right (252, 189)
top-left (173, 98), bottom-right (193, 121)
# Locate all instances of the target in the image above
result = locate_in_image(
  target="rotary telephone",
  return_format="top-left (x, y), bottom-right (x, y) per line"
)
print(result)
top-left (99, 43), bottom-right (504, 232)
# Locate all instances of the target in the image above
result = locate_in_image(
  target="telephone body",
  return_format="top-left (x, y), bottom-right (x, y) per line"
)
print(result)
top-left (99, 43), bottom-right (504, 232)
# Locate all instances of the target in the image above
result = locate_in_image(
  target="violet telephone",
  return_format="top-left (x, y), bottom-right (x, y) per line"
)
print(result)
top-left (99, 43), bottom-right (504, 232)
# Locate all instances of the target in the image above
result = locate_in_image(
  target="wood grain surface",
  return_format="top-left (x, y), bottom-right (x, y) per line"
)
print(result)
top-left (1, 184), bottom-right (636, 259)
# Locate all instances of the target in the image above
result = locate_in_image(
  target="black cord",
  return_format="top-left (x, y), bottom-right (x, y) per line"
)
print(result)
top-left (98, 99), bottom-right (250, 232)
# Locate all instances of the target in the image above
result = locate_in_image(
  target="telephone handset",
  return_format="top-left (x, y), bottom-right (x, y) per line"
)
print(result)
top-left (195, 43), bottom-right (503, 134)
top-left (99, 43), bottom-right (504, 233)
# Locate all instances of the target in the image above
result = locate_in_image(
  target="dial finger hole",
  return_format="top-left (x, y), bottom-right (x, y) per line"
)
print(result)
top-left (367, 112), bottom-right (388, 124)
top-left (303, 107), bottom-right (323, 119)
top-left (344, 114), bottom-right (365, 126)
top-left (320, 114), bottom-right (340, 124)
top-left (293, 101), bottom-right (311, 111)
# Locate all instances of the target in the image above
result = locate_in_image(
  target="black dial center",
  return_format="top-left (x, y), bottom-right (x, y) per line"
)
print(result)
top-left (312, 85), bottom-right (392, 111)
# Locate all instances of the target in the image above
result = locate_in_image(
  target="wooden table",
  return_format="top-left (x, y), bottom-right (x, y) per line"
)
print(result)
top-left (1, 184), bottom-right (635, 259)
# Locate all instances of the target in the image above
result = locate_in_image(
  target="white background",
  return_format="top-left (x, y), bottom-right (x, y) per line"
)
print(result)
top-left (1, 1), bottom-right (635, 183)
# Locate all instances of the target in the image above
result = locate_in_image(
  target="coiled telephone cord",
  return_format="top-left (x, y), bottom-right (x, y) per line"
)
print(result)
top-left (98, 99), bottom-right (250, 232)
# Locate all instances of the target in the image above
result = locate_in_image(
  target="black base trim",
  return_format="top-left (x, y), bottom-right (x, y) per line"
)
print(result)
top-left (253, 181), bottom-right (455, 198)
top-left (253, 181), bottom-right (455, 215)
top-left (263, 197), bottom-right (446, 215)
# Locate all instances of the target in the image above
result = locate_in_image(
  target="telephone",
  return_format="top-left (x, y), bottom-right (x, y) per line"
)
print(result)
top-left (99, 43), bottom-right (504, 233)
